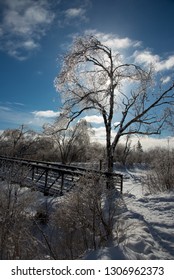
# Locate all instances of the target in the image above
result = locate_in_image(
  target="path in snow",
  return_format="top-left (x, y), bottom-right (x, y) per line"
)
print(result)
top-left (122, 167), bottom-right (174, 259)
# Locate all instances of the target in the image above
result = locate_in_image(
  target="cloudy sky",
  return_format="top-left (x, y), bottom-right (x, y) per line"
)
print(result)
top-left (0, 0), bottom-right (174, 148)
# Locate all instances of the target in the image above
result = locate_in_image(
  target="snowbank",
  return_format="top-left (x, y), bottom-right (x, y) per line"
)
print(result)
top-left (83, 167), bottom-right (174, 260)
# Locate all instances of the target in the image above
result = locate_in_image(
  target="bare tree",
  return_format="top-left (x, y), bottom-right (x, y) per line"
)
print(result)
top-left (0, 125), bottom-right (37, 158)
top-left (54, 35), bottom-right (174, 175)
top-left (114, 135), bottom-right (132, 166)
top-left (43, 119), bottom-right (93, 164)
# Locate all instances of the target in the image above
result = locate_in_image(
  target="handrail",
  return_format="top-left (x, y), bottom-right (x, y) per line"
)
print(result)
top-left (0, 155), bottom-right (123, 194)
top-left (0, 155), bottom-right (123, 178)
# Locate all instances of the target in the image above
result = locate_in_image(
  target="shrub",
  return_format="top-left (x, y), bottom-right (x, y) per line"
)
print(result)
top-left (143, 148), bottom-right (174, 193)
top-left (0, 181), bottom-right (43, 259)
top-left (51, 172), bottom-right (121, 259)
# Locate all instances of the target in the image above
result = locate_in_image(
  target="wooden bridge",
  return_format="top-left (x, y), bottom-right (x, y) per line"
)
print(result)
top-left (0, 155), bottom-right (123, 196)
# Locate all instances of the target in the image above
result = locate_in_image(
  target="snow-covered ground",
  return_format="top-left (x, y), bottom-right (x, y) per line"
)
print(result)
top-left (84, 167), bottom-right (174, 260)
top-left (1, 165), bottom-right (174, 260)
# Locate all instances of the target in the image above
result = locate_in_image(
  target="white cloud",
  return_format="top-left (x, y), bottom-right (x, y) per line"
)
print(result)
top-left (86, 30), bottom-right (141, 50)
top-left (32, 110), bottom-right (60, 118)
top-left (61, 6), bottom-right (88, 26)
top-left (83, 115), bottom-right (104, 124)
top-left (83, 30), bottom-right (174, 76)
top-left (156, 55), bottom-right (174, 72)
top-left (90, 123), bottom-right (174, 150)
top-left (0, 103), bottom-right (60, 130)
top-left (124, 135), bottom-right (174, 150)
top-left (22, 40), bottom-right (39, 50)
top-left (133, 50), bottom-right (160, 66)
top-left (0, 105), bottom-right (11, 111)
top-left (134, 50), bottom-right (174, 72)
top-left (104, 37), bottom-right (135, 49)
top-left (160, 76), bottom-right (171, 84)
top-left (65, 8), bottom-right (86, 19)
top-left (0, 104), bottom-right (32, 127)
top-left (91, 126), bottom-right (118, 144)
top-left (14, 102), bottom-right (24, 106)
top-left (0, 0), bottom-right (55, 59)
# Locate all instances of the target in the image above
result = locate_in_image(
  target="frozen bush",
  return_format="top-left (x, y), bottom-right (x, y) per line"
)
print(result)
top-left (51, 172), bottom-right (122, 259)
top-left (0, 180), bottom-right (44, 259)
top-left (143, 148), bottom-right (174, 193)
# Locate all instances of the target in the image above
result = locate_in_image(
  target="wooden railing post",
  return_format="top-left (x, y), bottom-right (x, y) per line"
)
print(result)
top-left (44, 169), bottom-right (48, 196)
top-left (32, 166), bottom-right (35, 181)
top-left (99, 159), bottom-right (102, 171)
top-left (60, 173), bottom-right (64, 195)
top-left (120, 174), bottom-right (123, 194)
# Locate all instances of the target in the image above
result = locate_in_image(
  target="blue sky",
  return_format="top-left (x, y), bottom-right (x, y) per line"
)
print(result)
top-left (0, 0), bottom-right (174, 147)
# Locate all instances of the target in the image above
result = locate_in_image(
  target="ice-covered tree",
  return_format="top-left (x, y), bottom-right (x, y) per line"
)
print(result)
top-left (54, 35), bottom-right (174, 175)
top-left (43, 119), bottom-right (93, 164)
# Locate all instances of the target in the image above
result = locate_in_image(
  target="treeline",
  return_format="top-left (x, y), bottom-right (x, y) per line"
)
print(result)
top-left (0, 123), bottom-right (174, 168)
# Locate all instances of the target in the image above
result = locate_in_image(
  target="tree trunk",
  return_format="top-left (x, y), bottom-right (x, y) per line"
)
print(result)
top-left (106, 145), bottom-right (114, 189)
top-left (107, 147), bottom-right (114, 173)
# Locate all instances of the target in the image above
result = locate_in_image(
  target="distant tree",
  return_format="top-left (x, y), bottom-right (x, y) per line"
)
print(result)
top-left (54, 35), bottom-right (174, 177)
top-left (144, 147), bottom-right (174, 192)
top-left (88, 142), bottom-right (106, 163)
top-left (116, 135), bottom-right (132, 166)
top-left (136, 140), bottom-right (143, 153)
top-left (31, 135), bottom-right (54, 161)
top-left (43, 119), bottom-right (93, 164)
top-left (136, 140), bottom-right (143, 163)
top-left (0, 125), bottom-right (37, 157)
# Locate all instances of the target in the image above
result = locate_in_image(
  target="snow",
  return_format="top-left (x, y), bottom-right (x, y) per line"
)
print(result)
top-left (1, 164), bottom-right (174, 260)
top-left (83, 166), bottom-right (174, 260)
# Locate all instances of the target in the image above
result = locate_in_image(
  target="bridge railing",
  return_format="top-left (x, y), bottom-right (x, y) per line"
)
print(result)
top-left (0, 155), bottom-right (123, 196)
